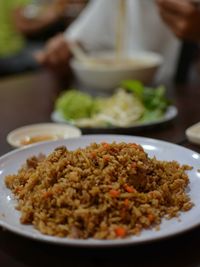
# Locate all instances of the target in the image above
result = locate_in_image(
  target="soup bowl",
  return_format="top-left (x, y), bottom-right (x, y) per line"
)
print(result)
top-left (70, 51), bottom-right (163, 91)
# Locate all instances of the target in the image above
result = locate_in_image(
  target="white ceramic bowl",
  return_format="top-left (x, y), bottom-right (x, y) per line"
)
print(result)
top-left (7, 123), bottom-right (82, 148)
top-left (186, 122), bottom-right (200, 145)
top-left (70, 51), bottom-right (163, 90)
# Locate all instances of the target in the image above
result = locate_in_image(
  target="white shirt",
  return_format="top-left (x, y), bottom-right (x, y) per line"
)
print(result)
top-left (65, 0), bottom-right (181, 83)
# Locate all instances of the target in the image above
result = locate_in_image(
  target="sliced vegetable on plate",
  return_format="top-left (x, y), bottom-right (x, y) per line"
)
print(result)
top-left (121, 80), bottom-right (170, 122)
top-left (53, 80), bottom-right (175, 128)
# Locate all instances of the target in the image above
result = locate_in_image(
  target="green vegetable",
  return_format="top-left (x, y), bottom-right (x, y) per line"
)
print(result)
top-left (121, 80), bottom-right (170, 122)
top-left (55, 80), bottom-right (171, 126)
top-left (55, 90), bottom-right (95, 120)
top-left (121, 80), bottom-right (144, 98)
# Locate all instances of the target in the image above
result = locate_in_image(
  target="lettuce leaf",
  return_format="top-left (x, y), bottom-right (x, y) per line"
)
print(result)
top-left (121, 80), bottom-right (170, 112)
top-left (55, 90), bottom-right (96, 120)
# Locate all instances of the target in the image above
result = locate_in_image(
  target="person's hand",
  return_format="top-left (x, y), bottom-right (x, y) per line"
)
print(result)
top-left (156, 0), bottom-right (200, 41)
top-left (34, 34), bottom-right (71, 71)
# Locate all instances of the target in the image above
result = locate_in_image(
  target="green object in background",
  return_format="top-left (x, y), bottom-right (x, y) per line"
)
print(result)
top-left (55, 90), bottom-right (96, 120)
top-left (0, 0), bottom-right (30, 57)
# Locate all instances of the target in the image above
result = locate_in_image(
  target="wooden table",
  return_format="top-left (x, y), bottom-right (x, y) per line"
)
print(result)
top-left (0, 71), bottom-right (200, 267)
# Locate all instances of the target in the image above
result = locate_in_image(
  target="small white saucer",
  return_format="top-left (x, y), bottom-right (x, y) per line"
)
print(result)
top-left (186, 122), bottom-right (200, 145)
top-left (7, 123), bottom-right (82, 148)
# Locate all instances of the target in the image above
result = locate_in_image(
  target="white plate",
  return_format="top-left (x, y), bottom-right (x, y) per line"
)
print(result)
top-left (0, 134), bottom-right (199, 247)
top-left (51, 106), bottom-right (178, 132)
top-left (7, 123), bottom-right (82, 148)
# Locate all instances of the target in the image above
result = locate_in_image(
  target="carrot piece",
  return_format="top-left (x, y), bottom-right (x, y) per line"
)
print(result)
top-left (15, 187), bottom-right (22, 193)
top-left (130, 143), bottom-right (140, 149)
top-left (54, 187), bottom-right (63, 193)
top-left (124, 198), bottom-right (129, 207)
top-left (148, 214), bottom-right (155, 223)
top-left (90, 151), bottom-right (97, 158)
top-left (109, 189), bottom-right (120, 197)
top-left (115, 227), bottom-right (126, 237)
top-left (124, 184), bottom-right (136, 193)
top-left (43, 191), bottom-right (52, 198)
top-left (130, 143), bottom-right (143, 151)
top-left (102, 142), bottom-right (110, 149)
top-left (131, 162), bottom-right (137, 169)
top-left (103, 155), bottom-right (110, 161)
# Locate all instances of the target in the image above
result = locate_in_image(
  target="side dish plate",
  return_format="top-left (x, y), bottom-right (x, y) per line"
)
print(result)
top-left (51, 106), bottom-right (178, 133)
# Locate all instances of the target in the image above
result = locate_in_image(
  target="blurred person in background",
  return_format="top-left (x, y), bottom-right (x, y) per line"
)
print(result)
top-left (0, 0), bottom-right (87, 76)
top-left (156, 0), bottom-right (200, 83)
top-left (157, 0), bottom-right (200, 42)
top-left (35, 0), bottom-right (200, 84)
top-left (15, 0), bottom-right (88, 41)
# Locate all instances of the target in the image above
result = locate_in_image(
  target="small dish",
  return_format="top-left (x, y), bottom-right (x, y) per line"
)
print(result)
top-left (7, 123), bottom-right (82, 148)
top-left (186, 122), bottom-right (200, 145)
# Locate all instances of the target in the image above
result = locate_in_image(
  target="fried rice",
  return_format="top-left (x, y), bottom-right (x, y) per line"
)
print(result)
top-left (5, 142), bottom-right (193, 239)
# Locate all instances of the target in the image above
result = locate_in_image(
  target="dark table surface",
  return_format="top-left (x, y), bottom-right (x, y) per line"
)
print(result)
top-left (0, 71), bottom-right (200, 267)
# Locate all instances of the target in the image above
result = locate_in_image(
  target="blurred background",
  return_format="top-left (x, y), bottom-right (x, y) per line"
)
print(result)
top-left (1, 0), bottom-right (200, 85)
top-left (2, 0), bottom-right (200, 137)
top-left (0, 0), bottom-right (88, 77)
